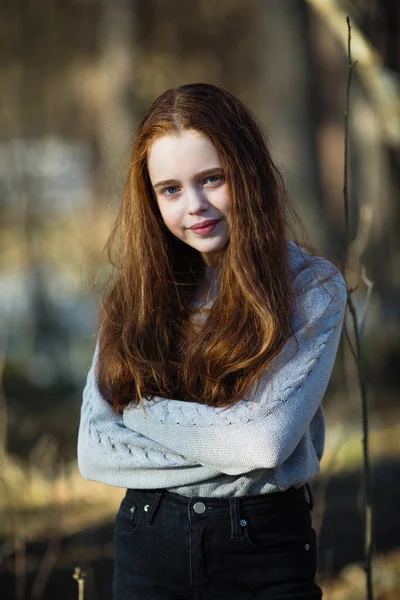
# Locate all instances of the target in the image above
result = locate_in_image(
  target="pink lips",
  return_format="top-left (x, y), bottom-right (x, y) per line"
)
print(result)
top-left (189, 219), bottom-right (220, 230)
top-left (189, 221), bottom-right (220, 236)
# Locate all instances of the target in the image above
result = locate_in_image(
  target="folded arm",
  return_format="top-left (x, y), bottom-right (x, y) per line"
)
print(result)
top-left (77, 342), bottom-right (222, 488)
top-left (123, 263), bottom-right (347, 476)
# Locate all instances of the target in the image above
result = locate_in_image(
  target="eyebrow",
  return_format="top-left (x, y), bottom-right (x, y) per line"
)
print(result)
top-left (153, 167), bottom-right (224, 190)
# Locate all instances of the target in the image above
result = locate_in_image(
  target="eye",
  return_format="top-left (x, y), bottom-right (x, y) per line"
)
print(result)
top-left (205, 175), bottom-right (222, 185)
top-left (162, 186), bottom-right (180, 196)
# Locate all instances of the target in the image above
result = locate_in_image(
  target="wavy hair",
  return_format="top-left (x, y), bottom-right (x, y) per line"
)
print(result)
top-left (95, 83), bottom-right (337, 412)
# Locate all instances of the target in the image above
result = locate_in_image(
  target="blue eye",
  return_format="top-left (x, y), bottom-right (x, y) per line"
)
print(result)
top-left (206, 176), bottom-right (220, 184)
top-left (163, 186), bottom-right (179, 196)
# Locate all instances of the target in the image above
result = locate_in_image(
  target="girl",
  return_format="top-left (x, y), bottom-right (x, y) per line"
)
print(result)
top-left (78, 83), bottom-right (347, 599)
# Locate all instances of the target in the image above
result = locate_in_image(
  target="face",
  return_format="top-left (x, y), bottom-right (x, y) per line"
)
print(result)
top-left (147, 129), bottom-right (229, 267)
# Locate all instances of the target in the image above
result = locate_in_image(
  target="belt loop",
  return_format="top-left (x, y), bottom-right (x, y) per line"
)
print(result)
top-left (229, 498), bottom-right (241, 539)
top-left (305, 483), bottom-right (314, 510)
top-left (143, 491), bottom-right (163, 525)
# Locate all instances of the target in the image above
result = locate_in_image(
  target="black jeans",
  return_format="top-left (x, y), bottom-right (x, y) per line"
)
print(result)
top-left (113, 485), bottom-right (323, 599)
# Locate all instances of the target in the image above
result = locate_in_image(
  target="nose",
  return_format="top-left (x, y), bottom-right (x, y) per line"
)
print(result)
top-left (186, 185), bottom-right (209, 213)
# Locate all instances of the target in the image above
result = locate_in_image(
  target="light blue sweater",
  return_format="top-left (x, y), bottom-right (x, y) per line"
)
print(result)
top-left (77, 241), bottom-right (347, 497)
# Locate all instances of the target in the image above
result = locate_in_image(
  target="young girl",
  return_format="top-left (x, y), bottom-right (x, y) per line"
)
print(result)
top-left (78, 83), bottom-right (347, 599)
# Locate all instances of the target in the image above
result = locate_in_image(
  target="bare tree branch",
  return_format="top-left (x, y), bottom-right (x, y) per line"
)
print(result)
top-left (342, 16), bottom-right (374, 600)
top-left (307, 0), bottom-right (399, 147)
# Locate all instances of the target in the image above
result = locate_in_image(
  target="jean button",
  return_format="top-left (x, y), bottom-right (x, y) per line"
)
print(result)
top-left (193, 502), bottom-right (206, 514)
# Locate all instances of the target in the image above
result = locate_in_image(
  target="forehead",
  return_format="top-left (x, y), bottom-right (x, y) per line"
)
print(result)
top-left (147, 129), bottom-right (222, 179)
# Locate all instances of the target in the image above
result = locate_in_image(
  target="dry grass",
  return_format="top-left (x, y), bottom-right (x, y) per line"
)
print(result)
top-left (0, 453), bottom-right (124, 541)
top-left (320, 417), bottom-right (400, 475)
top-left (320, 550), bottom-right (400, 599)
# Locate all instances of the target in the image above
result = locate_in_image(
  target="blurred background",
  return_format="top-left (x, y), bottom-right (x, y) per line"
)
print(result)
top-left (0, 0), bottom-right (399, 598)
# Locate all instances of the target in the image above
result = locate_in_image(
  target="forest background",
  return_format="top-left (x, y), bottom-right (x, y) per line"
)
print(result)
top-left (0, 1), bottom-right (399, 599)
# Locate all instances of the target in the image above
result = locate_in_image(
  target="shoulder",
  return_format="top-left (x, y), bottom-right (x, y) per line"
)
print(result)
top-left (287, 240), bottom-right (347, 316)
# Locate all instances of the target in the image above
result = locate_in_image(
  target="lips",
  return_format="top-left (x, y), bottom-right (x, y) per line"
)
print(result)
top-left (189, 219), bottom-right (220, 230)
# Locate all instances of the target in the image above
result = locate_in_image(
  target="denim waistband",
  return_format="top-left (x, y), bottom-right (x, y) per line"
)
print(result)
top-left (123, 484), bottom-right (314, 540)
top-left (125, 483), bottom-right (313, 520)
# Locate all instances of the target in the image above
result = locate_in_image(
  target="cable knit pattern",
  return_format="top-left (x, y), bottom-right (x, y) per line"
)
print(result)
top-left (77, 241), bottom-right (347, 497)
top-left (77, 345), bottom-right (224, 488)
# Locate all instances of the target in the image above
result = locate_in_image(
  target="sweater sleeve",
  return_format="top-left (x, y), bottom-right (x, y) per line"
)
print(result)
top-left (77, 341), bottom-right (223, 488)
top-left (122, 262), bottom-right (347, 476)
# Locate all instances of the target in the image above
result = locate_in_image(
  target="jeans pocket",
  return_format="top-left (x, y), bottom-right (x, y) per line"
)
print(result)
top-left (115, 497), bottom-right (143, 536)
top-left (243, 516), bottom-right (315, 556)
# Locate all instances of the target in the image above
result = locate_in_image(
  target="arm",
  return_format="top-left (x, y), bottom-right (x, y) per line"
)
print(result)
top-left (77, 341), bottom-right (223, 488)
top-left (123, 262), bottom-right (347, 476)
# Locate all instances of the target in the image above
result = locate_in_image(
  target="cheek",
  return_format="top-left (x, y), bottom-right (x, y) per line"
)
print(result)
top-left (159, 203), bottom-right (184, 229)
top-left (214, 186), bottom-right (229, 214)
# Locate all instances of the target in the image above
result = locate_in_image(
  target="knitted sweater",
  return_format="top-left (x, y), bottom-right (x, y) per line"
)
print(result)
top-left (77, 241), bottom-right (347, 498)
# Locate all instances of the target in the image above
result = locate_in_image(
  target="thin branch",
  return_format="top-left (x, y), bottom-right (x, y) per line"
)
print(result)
top-left (342, 16), bottom-right (374, 600)
top-left (73, 567), bottom-right (86, 600)
top-left (343, 16), bottom-right (358, 251)
top-left (306, 0), bottom-right (399, 146)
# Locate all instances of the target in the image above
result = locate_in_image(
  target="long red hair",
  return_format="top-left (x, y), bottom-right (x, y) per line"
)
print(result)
top-left (95, 83), bottom-right (336, 412)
